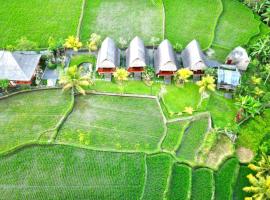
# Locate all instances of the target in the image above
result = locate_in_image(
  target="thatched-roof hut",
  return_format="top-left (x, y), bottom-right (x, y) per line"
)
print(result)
top-left (226, 47), bottom-right (250, 71)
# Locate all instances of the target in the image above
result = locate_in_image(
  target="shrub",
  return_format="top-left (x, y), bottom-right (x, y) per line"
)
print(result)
top-left (15, 37), bottom-right (37, 50)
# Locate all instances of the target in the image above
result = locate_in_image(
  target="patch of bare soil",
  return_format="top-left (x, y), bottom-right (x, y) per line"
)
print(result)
top-left (236, 147), bottom-right (254, 163)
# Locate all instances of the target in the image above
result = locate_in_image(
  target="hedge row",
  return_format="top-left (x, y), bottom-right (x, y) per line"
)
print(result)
top-left (191, 168), bottom-right (215, 200)
top-left (166, 163), bottom-right (192, 200)
top-left (142, 153), bottom-right (172, 200)
top-left (215, 157), bottom-right (240, 200)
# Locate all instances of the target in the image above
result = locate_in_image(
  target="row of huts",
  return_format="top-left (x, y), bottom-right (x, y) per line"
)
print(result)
top-left (96, 37), bottom-right (250, 87)
top-left (0, 37), bottom-right (250, 89)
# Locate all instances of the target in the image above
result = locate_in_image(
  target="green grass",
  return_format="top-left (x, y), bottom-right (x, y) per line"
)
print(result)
top-left (0, 145), bottom-right (145, 199)
top-left (0, 0), bottom-right (83, 48)
top-left (0, 90), bottom-right (71, 153)
top-left (166, 164), bottom-right (192, 200)
top-left (191, 168), bottom-right (215, 200)
top-left (70, 54), bottom-right (96, 66)
top-left (233, 165), bottom-right (253, 200)
top-left (90, 80), bottom-right (161, 96)
top-left (237, 109), bottom-right (270, 153)
top-left (215, 157), bottom-right (240, 200)
top-left (176, 118), bottom-right (209, 162)
top-left (213, 0), bottom-right (260, 50)
top-left (142, 153), bottom-right (172, 200)
top-left (161, 121), bottom-right (190, 153)
top-left (81, 0), bottom-right (163, 45)
top-left (162, 83), bottom-right (201, 114)
top-left (57, 95), bottom-right (165, 152)
top-left (204, 92), bottom-right (238, 128)
top-left (163, 0), bottom-right (223, 49)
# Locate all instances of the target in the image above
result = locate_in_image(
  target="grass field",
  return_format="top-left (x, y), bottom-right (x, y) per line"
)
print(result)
top-left (163, 0), bottom-right (223, 49)
top-left (212, 0), bottom-right (261, 60)
top-left (142, 153), bottom-right (172, 200)
top-left (176, 118), bottom-right (209, 163)
top-left (191, 168), bottom-right (215, 200)
top-left (215, 157), bottom-right (240, 200)
top-left (161, 120), bottom-right (190, 153)
top-left (81, 0), bottom-right (163, 44)
top-left (0, 145), bottom-right (145, 199)
top-left (0, 0), bottom-right (83, 48)
top-left (70, 54), bottom-right (96, 66)
top-left (166, 164), bottom-right (192, 200)
top-left (0, 90), bottom-right (71, 153)
top-left (57, 95), bottom-right (165, 152)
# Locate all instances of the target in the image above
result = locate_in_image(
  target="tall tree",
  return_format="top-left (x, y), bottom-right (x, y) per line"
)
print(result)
top-left (196, 75), bottom-right (216, 107)
top-left (113, 68), bottom-right (129, 94)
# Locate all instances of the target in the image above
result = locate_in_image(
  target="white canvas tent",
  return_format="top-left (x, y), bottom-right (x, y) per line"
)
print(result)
top-left (226, 47), bottom-right (250, 71)
top-left (181, 39), bottom-right (207, 71)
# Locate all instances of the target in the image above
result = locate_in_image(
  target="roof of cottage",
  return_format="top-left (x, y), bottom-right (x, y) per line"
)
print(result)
top-left (0, 51), bottom-right (41, 81)
top-left (226, 46), bottom-right (250, 71)
top-left (218, 65), bottom-right (241, 87)
top-left (154, 39), bottom-right (177, 73)
top-left (96, 37), bottom-right (120, 69)
top-left (126, 36), bottom-right (147, 68)
top-left (181, 39), bottom-right (207, 71)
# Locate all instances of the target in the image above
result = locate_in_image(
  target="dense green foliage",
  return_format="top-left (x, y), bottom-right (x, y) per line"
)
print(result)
top-left (161, 121), bottom-right (189, 152)
top-left (81, 0), bottom-right (163, 45)
top-left (70, 54), bottom-right (96, 66)
top-left (233, 165), bottom-right (253, 200)
top-left (191, 168), bottom-right (215, 200)
top-left (0, 145), bottom-right (145, 199)
top-left (57, 95), bottom-right (164, 152)
top-left (163, 0), bottom-right (223, 49)
top-left (0, 0), bottom-right (83, 48)
top-left (215, 158), bottom-right (240, 200)
top-left (237, 109), bottom-right (270, 152)
top-left (0, 90), bottom-right (71, 153)
top-left (176, 118), bottom-right (209, 162)
top-left (166, 164), bottom-right (192, 200)
top-left (142, 153), bottom-right (172, 200)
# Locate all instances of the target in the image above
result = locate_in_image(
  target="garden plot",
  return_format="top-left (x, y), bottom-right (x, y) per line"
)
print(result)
top-left (0, 145), bottom-right (145, 199)
top-left (57, 95), bottom-right (165, 152)
top-left (81, 0), bottom-right (163, 45)
top-left (212, 0), bottom-right (261, 60)
top-left (0, 90), bottom-right (71, 153)
top-left (176, 117), bottom-right (209, 163)
top-left (163, 0), bottom-right (223, 49)
top-left (0, 0), bottom-right (83, 48)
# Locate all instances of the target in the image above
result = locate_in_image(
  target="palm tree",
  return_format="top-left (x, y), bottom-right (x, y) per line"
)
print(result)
top-left (142, 66), bottom-right (155, 95)
top-left (196, 75), bottom-right (216, 108)
top-left (113, 68), bottom-right (129, 94)
top-left (64, 36), bottom-right (82, 52)
top-left (0, 79), bottom-right (9, 93)
top-left (174, 68), bottom-right (193, 87)
top-left (59, 65), bottom-right (93, 95)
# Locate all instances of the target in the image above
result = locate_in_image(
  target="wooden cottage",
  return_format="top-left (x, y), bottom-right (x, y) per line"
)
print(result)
top-left (217, 64), bottom-right (241, 90)
top-left (226, 47), bottom-right (250, 71)
top-left (96, 37), bottom-right (120, 81)
top-left (154, 39), bottom-right (178, 84)
top-left (0, 51), bottom-right (41, 85)
top-left (126, 36), bottom-right (147, 80)
top-left (181, 40), bottom-right (207, 79)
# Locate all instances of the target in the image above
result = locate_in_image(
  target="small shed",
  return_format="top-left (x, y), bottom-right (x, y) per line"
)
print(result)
top-left (96, 37), bottom-right (120, 81)
top-left (42, 67), bottom-right (59, 87)
top-left (0, 51), bottom-right (41, 85)
top-left (217, 64), bottom-right (241, 90)
top-left (154, 39), bottom-right (178, 84)
top-left (126, 36), bottom-right (147, 80)
top-left (226, 47), bottom-right (250, 71)
top-left (181, 40), bottom-right (207, 77)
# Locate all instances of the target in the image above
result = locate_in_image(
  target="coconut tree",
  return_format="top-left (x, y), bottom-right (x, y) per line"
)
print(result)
top-left (236, 95), bottom-right (262, 119)
top-left (87, 33), bottom-right (101, 52)
top-left (113, 68), bottom-right (129, 94)
top-left (59, 65), bottom-right (93, 95)
top-left (196, 75), bottom-right (216, 108)
top-left (174, 68), bottom-right (193, 87)
top-left (64, 36), bottom-right (82, 52)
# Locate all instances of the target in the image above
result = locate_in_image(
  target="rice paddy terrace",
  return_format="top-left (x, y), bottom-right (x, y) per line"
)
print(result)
top-left (0, 89), bottom-right (246, 199)
top-left (0, 0), bottom-right (269, 60)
